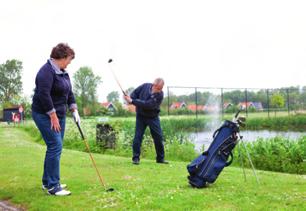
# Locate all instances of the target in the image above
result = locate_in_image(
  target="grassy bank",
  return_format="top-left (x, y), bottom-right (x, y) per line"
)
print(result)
top-left (20, 118), bottom-right (199, 162)
top-left (0, 126), bottom-right (306, 210)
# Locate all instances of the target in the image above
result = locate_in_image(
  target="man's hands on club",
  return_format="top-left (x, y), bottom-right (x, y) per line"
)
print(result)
top-left (72, 109), bottom-right (81, 124)
top-left (124, 95), bottom-right (133, 104)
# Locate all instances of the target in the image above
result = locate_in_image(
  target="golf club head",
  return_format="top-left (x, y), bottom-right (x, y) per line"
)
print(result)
top-left (108, 59), bottom-right (113, 63)
top-left (237, 120), bottom-right (246, 127)
top-left (106, 188), bottom-right (114, 192)
top-left (238, 116), bottom-right (246, 122)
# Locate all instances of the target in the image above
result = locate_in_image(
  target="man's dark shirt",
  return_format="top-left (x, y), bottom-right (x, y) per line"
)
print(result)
top-left (130, 83), bottom-right (163, 118)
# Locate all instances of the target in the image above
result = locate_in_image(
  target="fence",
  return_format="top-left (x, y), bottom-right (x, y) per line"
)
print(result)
top-left (164, 86), bottom-right (306, 118)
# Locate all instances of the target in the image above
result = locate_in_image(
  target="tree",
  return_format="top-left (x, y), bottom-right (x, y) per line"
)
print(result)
top-left (300, 86), bottom-right (306, 110)
top-left (73, 67), bottom-right (102, 115)
top-left (0, 59), bottom-right (23, 104)
top-left (271, 93), bottom-right (285, 116)
top-left (107, 91), bottom-right (119, 102)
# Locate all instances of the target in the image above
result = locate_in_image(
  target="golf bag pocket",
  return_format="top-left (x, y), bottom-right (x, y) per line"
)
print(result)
top-left (205, 151), bottom-right (233, 183)
top-left (187, 151), bottom-right (208, 176)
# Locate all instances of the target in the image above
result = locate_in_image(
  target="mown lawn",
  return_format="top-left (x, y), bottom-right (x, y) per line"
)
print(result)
top-left (0, 125), bottom-right (305, 210)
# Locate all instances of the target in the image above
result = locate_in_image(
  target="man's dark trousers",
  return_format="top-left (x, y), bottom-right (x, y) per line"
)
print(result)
top-left (132, 114), bottom-right (164, 162)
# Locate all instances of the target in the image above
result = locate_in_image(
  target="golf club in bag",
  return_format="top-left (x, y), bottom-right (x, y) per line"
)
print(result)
top-left (76, 122), bottom-right (114, 192)
top-left (187, 110), bottom-right (259, 188)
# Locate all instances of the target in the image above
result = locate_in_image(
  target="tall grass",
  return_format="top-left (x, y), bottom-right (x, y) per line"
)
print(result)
top-left (233, 136), bottom-right (306, 174)
top-left (245, 115), bottom-right (306, 131)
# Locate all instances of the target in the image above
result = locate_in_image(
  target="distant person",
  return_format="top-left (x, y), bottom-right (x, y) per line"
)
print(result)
top-left (11, 112), bottom-right (19, 124)
top-left (124, 78), bottom-right (168, 165)
top-left (31, 43), bottom-right (80, 196)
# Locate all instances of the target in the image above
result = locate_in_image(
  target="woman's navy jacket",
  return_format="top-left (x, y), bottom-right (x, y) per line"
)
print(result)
top-left (32, 60), bottom-right (76, 118)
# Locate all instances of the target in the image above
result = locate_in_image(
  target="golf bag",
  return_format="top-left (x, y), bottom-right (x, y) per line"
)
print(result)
top-left (187, 120), bottom-right (240, 188)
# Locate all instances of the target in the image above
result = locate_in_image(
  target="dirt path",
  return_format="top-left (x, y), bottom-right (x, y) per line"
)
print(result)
top-left (0, 200), bottom-right (25, 211)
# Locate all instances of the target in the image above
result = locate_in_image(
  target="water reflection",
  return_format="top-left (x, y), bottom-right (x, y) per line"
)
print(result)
top-left (190, 130), bottom-right (305, 151)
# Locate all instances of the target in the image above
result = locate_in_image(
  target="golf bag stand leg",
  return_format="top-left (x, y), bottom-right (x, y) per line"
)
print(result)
top-left (241, 139), bottom-right (260, 185)
top-left (238, 140), bottom-right (247, 182)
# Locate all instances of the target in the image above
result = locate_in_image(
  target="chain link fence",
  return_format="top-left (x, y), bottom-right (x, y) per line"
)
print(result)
top-left (163, 86), bottom-right (306, 118)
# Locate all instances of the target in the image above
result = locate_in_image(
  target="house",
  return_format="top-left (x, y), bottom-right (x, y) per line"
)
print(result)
top-left (223, 102), bottom-right (233, 109)
top-left (101, 102), bottom-right (117, 112)
top-left (252, 102), bottom-right (263, 111)
top-left (170, 102), bottom-right (186, 109)
top-left (238, 102), bottom-right (254, 110)
top-left (238, 102), bottom-right (263, 110)
top-left (203, 104), bottom-right (220, 112)
top-left (187, 104), bottom-right (204, 112)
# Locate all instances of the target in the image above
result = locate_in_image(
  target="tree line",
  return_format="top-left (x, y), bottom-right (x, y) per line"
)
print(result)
top-left (1, 59), bottom-right (306, 118)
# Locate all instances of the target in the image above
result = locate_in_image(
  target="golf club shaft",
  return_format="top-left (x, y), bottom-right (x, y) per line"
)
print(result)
top-left (108, 63), bottom-right (127, 96)
top-left (76, 123), bottom-right (107, 189)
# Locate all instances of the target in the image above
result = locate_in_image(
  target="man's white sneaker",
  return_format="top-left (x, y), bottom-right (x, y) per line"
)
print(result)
top-left (42, 184), bottom-right (67, 190)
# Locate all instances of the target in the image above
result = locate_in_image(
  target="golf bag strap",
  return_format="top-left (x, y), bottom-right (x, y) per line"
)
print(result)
top-left (212, 124), bottom-right (230, 138)
top-left (213, 127), bottom-right (222, 138)
top-left (225, 152), bottom-right (234, 167)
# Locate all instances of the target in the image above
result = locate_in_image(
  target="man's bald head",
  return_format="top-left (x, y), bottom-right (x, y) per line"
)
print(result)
top-left (152, 78), bottom-right (164, 93)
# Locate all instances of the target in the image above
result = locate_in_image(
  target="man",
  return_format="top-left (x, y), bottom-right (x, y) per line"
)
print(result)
top-left (124, 78), bottom-right (168, 165)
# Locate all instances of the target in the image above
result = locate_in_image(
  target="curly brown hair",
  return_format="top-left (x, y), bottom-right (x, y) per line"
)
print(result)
top-left (50, 43), bottom-right (75, 59)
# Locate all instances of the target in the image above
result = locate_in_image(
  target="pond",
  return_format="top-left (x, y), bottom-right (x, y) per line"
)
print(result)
top-left (190, 130), bottom-right (305, 151)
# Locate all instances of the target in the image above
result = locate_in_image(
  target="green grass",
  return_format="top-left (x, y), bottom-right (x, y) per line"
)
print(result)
top-left (0, 126), bottom-right (305, 210)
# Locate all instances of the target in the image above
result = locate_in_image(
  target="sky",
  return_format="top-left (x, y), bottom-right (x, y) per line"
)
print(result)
top-left (1, 0), bottom-right (306, 102)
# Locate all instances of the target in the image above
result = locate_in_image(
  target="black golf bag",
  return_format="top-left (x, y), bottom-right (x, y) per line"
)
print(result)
top-left (187, 119), bottom-right (240, 188)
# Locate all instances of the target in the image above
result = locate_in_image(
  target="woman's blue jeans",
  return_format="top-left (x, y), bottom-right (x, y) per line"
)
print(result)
top-left (32, 111), bottom-right (66, 189)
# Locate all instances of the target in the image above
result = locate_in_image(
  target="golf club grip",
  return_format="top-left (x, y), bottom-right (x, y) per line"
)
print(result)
top-left (76, 122), bottom-right (85, 140)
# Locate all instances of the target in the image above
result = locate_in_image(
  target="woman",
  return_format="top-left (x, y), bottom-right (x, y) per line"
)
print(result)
top-left (32, 43), bottom-right (80, 196)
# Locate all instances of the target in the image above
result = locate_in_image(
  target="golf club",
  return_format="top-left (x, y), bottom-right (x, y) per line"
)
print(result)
top-left (108, 59), bottom-right (127, 96)
top-left (76, 122), bottom-right (114, 192)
